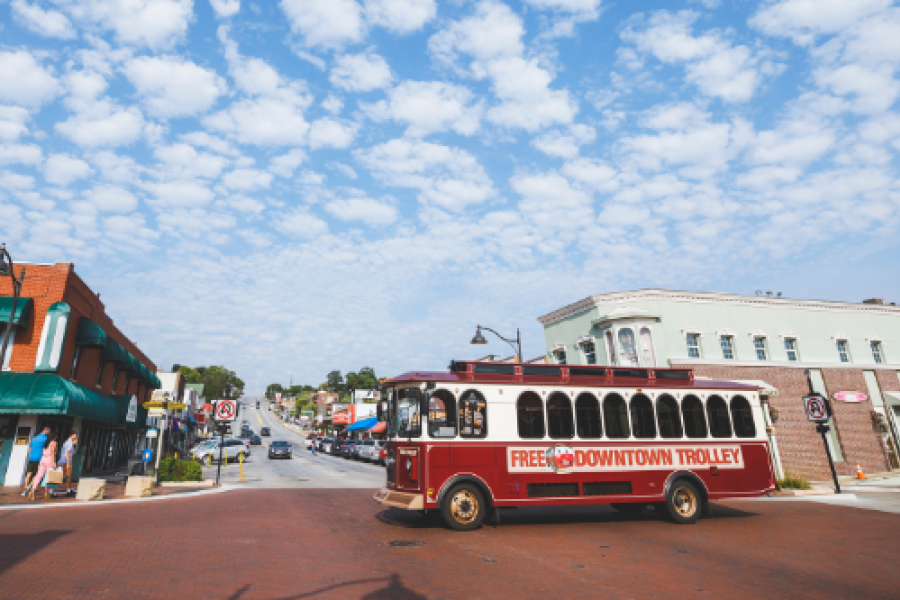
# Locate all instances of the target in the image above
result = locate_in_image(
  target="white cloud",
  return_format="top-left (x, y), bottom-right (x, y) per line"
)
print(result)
top-left (152, 143), bottom-right (229, 179)
top-left (531, 124), bottom-right (596, 158)
top-left (222, 168), bottom-right (274, 190)
top-left (11, 0), bottom-right (77, 39)
top-left (0, 143), bottom-right (42, 166)
top-left (329, 52), bottom-right (392, 92)
top-left (511, 171), bottom-right (594, 237)
top-left (816, 64), bottom-right (900, 114)
top-left (308, 118), bottom-right (359, 150)
top-left (365, 0), bottom-right (436, 34)
top-left (561, 157), bottom-right (618, 192)
top-left (273, 207), bottom-right (329, 238)
top-left (210, 0), bottom-right (240, 18)
top-left (180, 132), bottom-right (240, 156)
top-left (750, 0), bottom-right (890, 45)
top-left (749, 120), bottom-right (835, 167)
top-left (143, 180), bottom-right (215, 207)
top-left (0, 170), bottom-right (34, 190)
top-left (325, 190), bottom-right (399, 225)
top-left (356, 138), bottom-right (495, 211)
top-left (104, 214), bottom-right (159, 250)
top-left (62, 0), bottom-right (194, 49)
top-left (124, 56), bottom-right (227, 118)
top-left (322, 95), bottom-right (344, 114)
top-left (280, 0), bottom-right (364, 49)
top-left (523, 0), bottom-right (600, 12)
top-left (269, 149), bottom-right (306, 177)
top-left (0, 51), bottom-right (60, 107)
top-left (55, 104), bottom-right (145, 148)
top-left (45, 154), bottom-right (93, 186)
top-left (0, 106), bottom-right (31, 141)
top-left (90, 151), bottom-right (142, 183)
top-left (85, 184), bottom-right (138, 212)
top-left (365, 81), bottom-right (482, 137)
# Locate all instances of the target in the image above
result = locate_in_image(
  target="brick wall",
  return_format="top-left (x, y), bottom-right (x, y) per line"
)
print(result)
top-left (691, 365), bottom-right (891, 481)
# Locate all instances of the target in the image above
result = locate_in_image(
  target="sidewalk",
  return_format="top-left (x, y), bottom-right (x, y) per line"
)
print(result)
top-left (0, 479), bottom-right (218, 507)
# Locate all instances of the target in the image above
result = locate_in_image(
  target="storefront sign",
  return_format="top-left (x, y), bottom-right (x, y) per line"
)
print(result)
top-left (126, 395), bottom-right (138, 422)
top-left (146, 429), bottom-right (158, 438)
top-left (148, 408), bottom-right (166, 417)
top-left (835, 391), bottom-right (867, 403)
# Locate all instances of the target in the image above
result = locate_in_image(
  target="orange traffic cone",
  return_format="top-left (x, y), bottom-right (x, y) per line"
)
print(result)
top-left (856, 464), bottom-right (866, 480)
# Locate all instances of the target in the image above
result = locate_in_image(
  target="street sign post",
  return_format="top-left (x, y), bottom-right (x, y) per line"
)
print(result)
top-left (212, 399), bottom-right (238, 485)
top-left (803, 373), bottom-right (841, 494)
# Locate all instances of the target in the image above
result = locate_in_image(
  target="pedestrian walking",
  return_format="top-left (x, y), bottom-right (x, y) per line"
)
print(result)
top-left (58, 431), bottom-right (78, 492)
top-left (21, 426), bottom-right (50, 497)
top-left (28, 433), bottom-right (58, 501)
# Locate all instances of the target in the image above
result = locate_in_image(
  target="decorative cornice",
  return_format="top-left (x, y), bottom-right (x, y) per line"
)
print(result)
top-left (668, 358), bottom-right (900, 370)
top-left (537, 288), bottom-right (900, 327)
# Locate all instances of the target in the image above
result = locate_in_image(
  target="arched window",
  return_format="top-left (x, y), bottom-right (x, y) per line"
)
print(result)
top-left (575, 393), bottom-right (602, 438)
top-left (517, 392), bottom-right (545, 439)
top-left (547, 392), bottom-right (574, 439)
top-left (605, 330), bottom-right (617, 366)
top-left (630, 394), bottom-right (656, 439)
top-left (730, 396), bottom-right (756, 438)
top-left (706, 395), bottom-right (733, 438)
top-left (459, 389), bottom-right (487, 438)
top-left (428, 389), bottom-right (457, 438)
top-left (603, 393), bottom-right (630, 439)
top-left (656, 394), bottom-right (683, 438)
top-left (640, 327), bottom-right (656, 367)
top-left (682, 395), bottom-right (707, 438)
top-left (618, 328), bottom-right (639, 366)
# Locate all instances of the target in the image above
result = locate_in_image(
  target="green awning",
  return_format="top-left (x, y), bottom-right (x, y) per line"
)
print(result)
top-left (76, 317), bottom-right (107, 347)
top-left (101, 338), bottom-right (126, 365)
top-left (123, 351), bottom-right (140, 374)
top-left (0, 372), bottom-right (123, 424)
top-left (0, 297), bottom-right (33, 326)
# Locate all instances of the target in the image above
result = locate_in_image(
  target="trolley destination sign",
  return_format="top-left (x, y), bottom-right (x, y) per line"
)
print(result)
top-left (507, 444), bottom-right (746, 473)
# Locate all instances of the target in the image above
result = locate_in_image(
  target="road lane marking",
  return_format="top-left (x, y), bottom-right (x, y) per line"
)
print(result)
top-left (256, 413), bottom-right (262, 425)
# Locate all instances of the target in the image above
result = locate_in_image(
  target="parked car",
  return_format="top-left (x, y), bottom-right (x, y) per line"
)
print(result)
top-left (351, 441), bottom-right (364, 460)
top-left (249, 435), bottom-right (262, 445)
top-left (268, 440), bottom-right (292, 459)
top-left (357, 439), bottom-right (384, 463)
top-left (331, 438), bottom-right (348, 456)
top-left (304, 435), bottom-right (316, 450)
top-left (260, 427), bottom-right (271, 436)
top-left (319, 438), bottom-right (333, 453)
top-left (340, 440), bottom-right (357, 459)
top-left (194, 438), bottom-right (250, 463)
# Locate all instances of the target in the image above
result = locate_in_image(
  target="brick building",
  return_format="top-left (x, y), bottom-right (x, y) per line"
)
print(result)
top-left (539, 289), bottom-right (900, 482)
top-left (0, 261), bottom-right (160, 486)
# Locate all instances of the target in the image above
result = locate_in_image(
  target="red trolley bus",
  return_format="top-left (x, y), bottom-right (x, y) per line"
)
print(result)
top-left (373, 361), bottom-right (775, 530)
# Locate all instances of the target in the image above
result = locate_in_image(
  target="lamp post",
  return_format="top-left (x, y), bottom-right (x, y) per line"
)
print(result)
top-left (0, 244), bottom-right (26, 371)
top-left (471, 325), bottom-right (522, 363)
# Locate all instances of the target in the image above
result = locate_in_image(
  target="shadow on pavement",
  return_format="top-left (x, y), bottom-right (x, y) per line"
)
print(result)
top-left (0, 530), bottom-right (72, 576)
top-left (225, 574), bottom-right (425, 599)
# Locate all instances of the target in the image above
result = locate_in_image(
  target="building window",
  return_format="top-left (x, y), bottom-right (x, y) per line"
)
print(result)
top-left (753, 337), bottom-right (768, 361)
top-left (640, 327), bottom-right (655, 367)
top-left (605, 331), bottom-right (617, 366)
top-left (111, 368), bottom-right (119, 392)
top-left (582, 341), bottom-right (596, 365)
top-left (553, 348), bottom-right (567, 365)
top-left (720, 335), bottom-right (735, 360)
top-left (686, 333), bottom-right (701, 358)
top-left (517, 392), bottom-right (545, 439)
top-left (575, 393), bottom-right (602, 438)
top-left (784, 338), bottom-right (799, 362)
top-left (836, 339), bottom-right (851, 363)
top-left (629, 394), bottom-right (656, 439)
top-left (71, 346), bottom-right (82, 380)
top-left (0, 324), bottom-right (15, 370)
top-left (546, 393), bottom-right (574, 439)
top-left (871, 341), bottom-right (885, 364)
top-left (618, 328), bottom-right (639, 367)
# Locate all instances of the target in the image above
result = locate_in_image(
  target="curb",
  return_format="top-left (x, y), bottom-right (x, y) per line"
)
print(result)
top-left (733, 494), bottom-right (859, 502)
top-left (0, 484), bottom-right (238, 511)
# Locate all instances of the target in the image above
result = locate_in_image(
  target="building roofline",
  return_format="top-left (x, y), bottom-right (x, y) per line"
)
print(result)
top-left (537, 288), bottom-right (900, 326)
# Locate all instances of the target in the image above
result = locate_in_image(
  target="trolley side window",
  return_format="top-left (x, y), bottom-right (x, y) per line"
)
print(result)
top-left (730, 395), bottom-right (756, 438)
top-left (603, 393), bottom-right (630, 439)
top-left (547, 392), bottom-right (575, 439)
top-left (656, 394), bottom-right (683, 438)
top-left (629, 394), bottom-right (656, 439)
top-left (575, 393), bottom-right (602, 439)
top-left (459, 389), bottom-right (487, 438)
top-left (682, 395), bottom-right (708, 438)
top-left (517, 392), bottom-right (545, 439)
top-left (707, 395), bottom-right (733, 438)
top-left (396, 388), bottom-right (422, 438)
top-left (428, 390), bottom-right (457, 438)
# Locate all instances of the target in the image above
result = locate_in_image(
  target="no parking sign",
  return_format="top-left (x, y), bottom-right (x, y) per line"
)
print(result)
top-left (214, 400), bottom-right (237, 422)
top-left (803, 394), bottom-right (830, 423)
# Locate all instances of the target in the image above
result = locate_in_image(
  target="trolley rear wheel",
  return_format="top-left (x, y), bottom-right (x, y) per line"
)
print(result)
top-left (663, 480), bottom-right (701, 524)
top-left (441, 483), bottom-right (486, 531)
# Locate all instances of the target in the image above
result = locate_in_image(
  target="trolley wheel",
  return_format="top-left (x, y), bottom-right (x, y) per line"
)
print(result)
top-left (663, 480), bottom-right (701, 524)
top-left (441, 483), bottom-right (486, 531)
top-left (610, 502), bottom-right (647, 516)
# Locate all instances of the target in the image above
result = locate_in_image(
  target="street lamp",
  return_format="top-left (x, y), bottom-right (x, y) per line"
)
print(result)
top-left (0, 243), bottom-right (26, 370)
top-left (471, 325), bottom-right (522, 363)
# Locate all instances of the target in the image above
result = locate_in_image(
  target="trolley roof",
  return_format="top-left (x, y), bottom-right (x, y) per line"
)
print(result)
top-left (382, 361), bottom-right (760, 392)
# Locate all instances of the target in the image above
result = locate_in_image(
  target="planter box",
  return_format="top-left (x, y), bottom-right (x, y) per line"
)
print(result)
top-left (76, 478), bottom-right (105, 501)
top-left (124, 476), bottom-right (153, 498)
top-left (159, 479), bottom-right (215, 488)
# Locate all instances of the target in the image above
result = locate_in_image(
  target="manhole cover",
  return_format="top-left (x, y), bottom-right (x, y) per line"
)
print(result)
top-left (388, 540), bottom-right (425, 548)
top-left (483, 558), bottom-right (497, 564)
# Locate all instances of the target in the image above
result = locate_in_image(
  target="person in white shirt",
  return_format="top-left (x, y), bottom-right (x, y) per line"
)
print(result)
top-left (58, 432), bottom-right (78, 491)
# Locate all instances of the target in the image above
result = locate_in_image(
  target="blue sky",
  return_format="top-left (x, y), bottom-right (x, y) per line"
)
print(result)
top-left (1, 0), bottom-right (899, 394)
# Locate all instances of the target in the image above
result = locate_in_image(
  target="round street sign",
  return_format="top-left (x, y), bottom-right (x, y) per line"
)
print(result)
top-left (214, 400), bottom-right (237, 422)
top-left (803, 394), bottom-right (830, 423)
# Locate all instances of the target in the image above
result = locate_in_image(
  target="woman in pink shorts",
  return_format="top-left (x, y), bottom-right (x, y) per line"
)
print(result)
top-left (29, 433), bottom-right (58, 501)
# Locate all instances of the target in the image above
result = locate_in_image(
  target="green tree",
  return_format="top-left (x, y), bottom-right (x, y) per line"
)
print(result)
top-left (178, 365), bottom-right (245, 400)
top-left (265, 383), bottom-right (284, 400)
top-left (325, 370), bottom-right (344, 394)
top-left (346, 366), bottom-right (378, 394)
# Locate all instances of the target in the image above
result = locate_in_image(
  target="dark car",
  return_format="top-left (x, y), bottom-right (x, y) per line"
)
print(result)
top-left (331, 438), bottom-right (349, 456)
top-left (249, 435), bottom-right (262, 445)
top-left (340, 440), bottom-right (357, 459)
top-left (268, 440), bottom-right (292, 459)
top-left (260, 427), bottom-right (271, 436)
top-left (319, 437), bottom-right (334, 453)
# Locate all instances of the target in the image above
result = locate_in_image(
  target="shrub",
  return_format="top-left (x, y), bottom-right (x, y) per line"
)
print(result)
top-left (778, 474), bottom-right (812, 490)
top-left (158, 457), bottom-right (203, 482)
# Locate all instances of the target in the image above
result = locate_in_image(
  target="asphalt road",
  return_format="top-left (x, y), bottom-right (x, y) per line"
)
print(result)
top-left (200, 403), bottom-right (386, 489)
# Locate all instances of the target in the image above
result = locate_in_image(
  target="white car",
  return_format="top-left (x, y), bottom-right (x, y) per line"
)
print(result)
top-left (357, 439), bottom-right (385, 464)
top-left (304, 436), bottom-right (316, 450)
top-left (193, 438), bottom-right (251, 463)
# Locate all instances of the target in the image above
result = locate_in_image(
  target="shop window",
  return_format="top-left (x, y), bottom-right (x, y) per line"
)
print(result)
top-left (582, 341), bottom-right (597, 365)
top-left (754, 337), bottom-right (768, 361)
top-left (428, 390), bottom-right (457, 438)
top-left (730, 396), bottom-right (756, 438)
top-left (784, 338), bottom-right (799, 362)
top-left (605, 331), bottom-right (617, 366)
top-left (396, 388), bottom-right (422, 438)
top-left (629, 394), bottom-right (656, 439)
top-left (706, 396), bottom-right (733, 438)
top-left (547, 392), bottom-right (574, 439)
top-left (459, 389), bottom-right (487, 438)
top-left (517, 392), bottom-right (545, 439)
top-left (640, 328), bottom-right (656, 367)
top-left (836, 339), bottom-right (851, 363)
top-left (720, 335), bottom-right (735, 360)
top-left (682, 395), bottom-right (707, 438)
top-left (575, 393), bottom-right (602, 438)
top-left (603, 394), bottom-right (630, 439)
top-left (871, 341), bottom-right (885, 364)
top-left (618, 328), bottom-right (639, 366)
top-left (656, 395), bottom-right (683, 438)
top-left (686, 333), bottom-right (701, 358)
